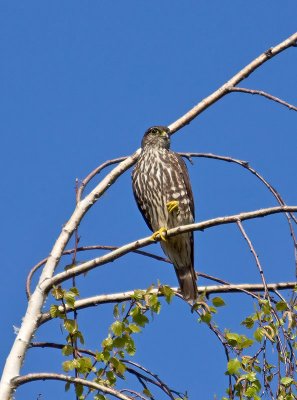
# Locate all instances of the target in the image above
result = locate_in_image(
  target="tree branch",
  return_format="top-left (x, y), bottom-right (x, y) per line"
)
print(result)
top-left (39, 281), bottom-right (297, 324)
top-left (26, 245), bottom-right (170, 299)
top-left (229, 87), bottom-right (297, 112)
top-left (76, 156), bottom-right (128, 202)
top-left (168, 32), bottom-right (297, 132)
top-left (237, 221), bottom-right (269, 297)
top-left (180, 152), bottom-right (297, 271)
top-left (12, 373), bottom-right (132, 400)
top-left (43, 206), bottom-right (297, 290)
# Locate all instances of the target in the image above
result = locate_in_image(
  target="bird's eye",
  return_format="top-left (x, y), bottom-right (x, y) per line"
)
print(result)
top-left (151, 128), bottom-right (159, 135)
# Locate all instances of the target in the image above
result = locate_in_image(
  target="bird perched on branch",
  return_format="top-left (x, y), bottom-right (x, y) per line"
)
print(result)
top-left (132, 126), bottom-right (198, 302)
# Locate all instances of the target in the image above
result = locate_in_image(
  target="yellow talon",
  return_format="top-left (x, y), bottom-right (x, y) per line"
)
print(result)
top-left (166, 200), bottom-right (179, 213)
top-left (150, 227), bottom-right (167, 242)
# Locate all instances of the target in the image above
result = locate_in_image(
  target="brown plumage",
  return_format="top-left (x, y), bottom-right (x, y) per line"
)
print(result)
top-left (132, 126), bottom-right (198, 301)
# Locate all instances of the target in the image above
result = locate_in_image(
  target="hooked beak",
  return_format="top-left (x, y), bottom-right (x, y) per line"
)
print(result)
top-left (161, 128), bottom-right (171, 138)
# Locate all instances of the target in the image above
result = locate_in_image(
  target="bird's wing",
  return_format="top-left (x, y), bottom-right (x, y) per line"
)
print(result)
top-left (132, 169), bottom-right (154, 232)
top-left (174, 153), bottom-right (195, 219)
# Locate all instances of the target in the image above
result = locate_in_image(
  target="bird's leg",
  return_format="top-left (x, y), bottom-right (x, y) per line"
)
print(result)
top-left (166, 200), bottom-right (179, 213)
top-left (150, 227), bottom-right (167, 241)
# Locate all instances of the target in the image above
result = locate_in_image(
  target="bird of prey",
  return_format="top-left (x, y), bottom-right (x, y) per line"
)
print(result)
top-left (132, 126), bottom-right (198, 301)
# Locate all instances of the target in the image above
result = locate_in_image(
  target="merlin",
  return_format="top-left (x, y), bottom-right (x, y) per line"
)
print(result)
top-left (132, 126), bottom-right (198, 301)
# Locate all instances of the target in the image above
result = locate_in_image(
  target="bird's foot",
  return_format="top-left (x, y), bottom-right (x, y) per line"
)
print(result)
top-left (150, 227), bottom-right (167, 242)
top-left (166, 200), bottom-right (179, 213)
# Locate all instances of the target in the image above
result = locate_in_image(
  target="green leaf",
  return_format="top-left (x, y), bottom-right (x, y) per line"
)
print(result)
top-left (75, 330), bottom-right (85, 345)
top-left (111, 321), bottom-right (124, 336)
top-left (113, 304), bottom-right (119, 318)
top-left (143, 387), bottom-right (153, 397)
top-left (101, 350), bottom-right (111, 362)
top-left (161, 285), bottom-right (175, 304)
top-left (77, 357), bottom-right (93, 374)
top-left (65, 381), bottom-right (71, 392)
top-left (150, 300), bottom-right (161, 314)
top-left (64, 292), bottom-right (76, 309)
top-left (239, 338), bottom-right (254, 349)
top-left (245, 386), bottom-right (256, 397)
top-left (69, 287), bottom-right (79, 296)
top-left (64, 319), bottom-right (78, 334)
top-left (75, 383), bottom-right (83, 397)
top-left (125, 336), bottom-right (136, 356)
top-left (131, 308), bottom-right (149, 327)
top-left (110, 358), bottom-right (126, 375)
top-left (225, 332), bottom-right (240, 346)
top-left (254, 365), bottom-right (261, 373)
top-left (62, 345), bottom-right (73, 356)
top-left (276, 301), bottom-right (288, 311)
top-left (281, 377), bottom-right (293, 386)
top-left (260, 300), bottom-right (271, 315)
top-left (129, 323), bottom-right (141, 333)
top-left (226, 358), bottom-right (241, 375)
top-left (106, 370), bottom-right (116, 385)
top-left (94, 395), bottom-right (107, 400)
top-left (212, 297), bottom-right (225, 307)
top-left (50, 305), bottom-right (60, 318)
top-left (51, 285), bottom-right (65, 300)
top-left (63, 360), bottom-right (75, 372)
top-left (200, 312), bottom-right (211, 324)
top-left (254, 327), bottom-right (264, 342)
top-left (113, 336), bottom-right (127, 348)
top-left (133, 290), bottom-right (145, 300)
top-left (241, 316), bottom-right (254, 329)
top-left (102, 336), bottom-right (113, 350)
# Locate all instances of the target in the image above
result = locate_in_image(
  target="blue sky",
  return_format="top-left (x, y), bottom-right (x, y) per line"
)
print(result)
top-left (1, 1), bottom-right (297, 399)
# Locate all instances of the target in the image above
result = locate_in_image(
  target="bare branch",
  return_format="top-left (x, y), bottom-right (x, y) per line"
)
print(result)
top-left (12, 373), bottom-right (132, 400)
top-left (30, 341), bottom-right (95, 356)
top-left (237, 221), bottom-right (269, 297)
top-left (39, 281), bottom-right (297, 324)
top-left (122, 360), bottom-right (176, 400)
top-left (229, 87), bottom-right (297, 112)
top-left (43, 206), bottom-right (297, 290)
top-left (181, 152), bottom-right (297, 270)
top-left (168, 32), bottom-right (297, 132)
top-left (180, 152), bottom-right (297, 224)
top-left (76, 156), bottom-right (128, 202)
top-left (26, 245), bottom-right (170, 299)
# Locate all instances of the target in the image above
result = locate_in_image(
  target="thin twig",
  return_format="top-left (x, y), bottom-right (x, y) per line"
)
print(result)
top-left (76, 156), bottom-right (128, 202)
top-left (230, 87), bottom-right (297, 112)
top-left (122, 360), bottom-right (176, 400)
top-left (120, 389), bottom-right (147, 400)
top-left (236, 221), bottom-right (269, 297)
top-left (26, 245), bottom-right (170, 299)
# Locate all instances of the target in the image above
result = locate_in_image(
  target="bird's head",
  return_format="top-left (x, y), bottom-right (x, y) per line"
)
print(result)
top-left (141, 126), bottom-right (171, 150)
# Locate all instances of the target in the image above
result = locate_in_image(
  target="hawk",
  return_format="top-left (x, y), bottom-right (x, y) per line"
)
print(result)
top-left (132, 126), bottom-right (198, 301)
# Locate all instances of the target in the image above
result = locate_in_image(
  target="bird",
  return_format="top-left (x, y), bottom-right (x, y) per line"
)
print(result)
top-left (132, 126), bottom-right (198, 302)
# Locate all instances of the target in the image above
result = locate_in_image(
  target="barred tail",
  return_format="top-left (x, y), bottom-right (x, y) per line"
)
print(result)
top-left (174, 265), bottom-right (198, 302)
